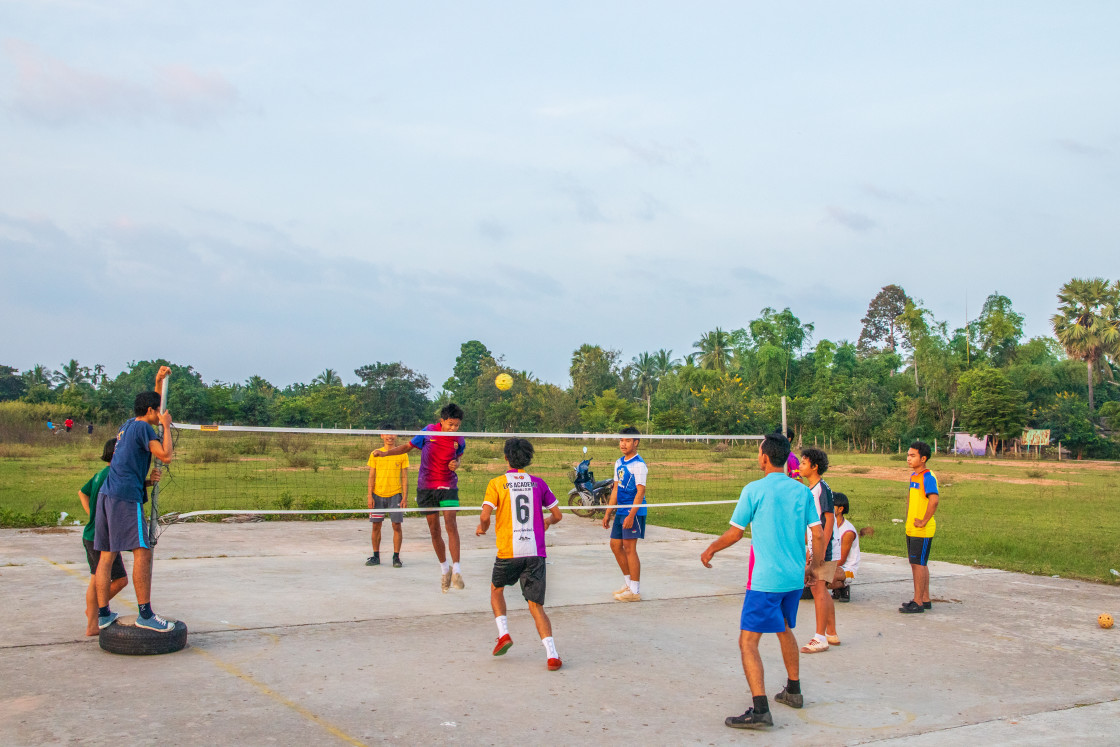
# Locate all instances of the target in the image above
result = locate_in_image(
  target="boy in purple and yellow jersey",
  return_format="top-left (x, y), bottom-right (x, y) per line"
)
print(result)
top-left (374, 403), bottom-right (466, 592)
top-left (476, 438), bottom-right (563, 671)
top-left (900, 441), bottom-right (939, 614)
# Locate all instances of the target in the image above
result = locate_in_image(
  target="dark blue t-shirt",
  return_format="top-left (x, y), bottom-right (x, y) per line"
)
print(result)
top-left (100, 418), bottom-right (157, 504)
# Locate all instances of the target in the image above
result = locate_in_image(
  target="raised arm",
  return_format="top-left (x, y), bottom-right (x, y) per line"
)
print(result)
top-left (149, 410), bottom-right (174, 463)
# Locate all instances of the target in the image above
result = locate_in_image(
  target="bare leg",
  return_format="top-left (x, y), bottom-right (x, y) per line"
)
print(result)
top-left (443, 511), bottom-right (460, 563)
top-left (94, 551), bottom-right (117, 607)
top-left (914, 564), bottom-right (930, 604)
top-left (623, 539), bottom-right (641, 582)
top-left (739, 630), bottom-right (766, 696)
top-left (425, 513), bottom-right (446, 562)
top-left (490, 585), bottom-right (507, 618)
top-left (370, 523), bottom-right (382, 554)
top-left (776, 625), bottom-right (800, 681)
top-left (87, 575), bottom-right (128, 635)
top-left (391, 523), bottom-right (403, 554)
top-left (527, 601), bottom-right (553, 639)
top-left (609, 538), bottom-right (630, 576)
top-left (133, 547), bottom-right (153, 606)
top-left (809, 580), bottom-right (834, 637)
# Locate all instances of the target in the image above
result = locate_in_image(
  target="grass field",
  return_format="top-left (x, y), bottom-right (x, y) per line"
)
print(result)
top-left (2, 429), bottom-right (1118, 583)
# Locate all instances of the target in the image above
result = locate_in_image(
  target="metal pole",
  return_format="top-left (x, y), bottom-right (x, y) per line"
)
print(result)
top-left (781, 396), bottom-right (787, 437)
top-left (148, 376), bottom-right (168, 546)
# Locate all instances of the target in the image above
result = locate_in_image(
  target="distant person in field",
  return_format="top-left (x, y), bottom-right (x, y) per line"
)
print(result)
top-left (476, 438), bottom-right (564, 671)
top-left (65, 417), bottom-right (74, 432)
top-left (701, 433), bottom-right (824, 730)
top-left (901, 441), bottom-right (939, 614)
top-left (93, 365), bottom-right (175, 632)
top-left (47, 420), bottom-right (55, 433)
top-left (366, 426), bottom-right (409, 568)
top-left (87, 422), bottom-right (94, 436)
top-left (827, 493), bottom-right (861, 604)
top-left (373, 403), bottom-right (466, 592)
top-left (78, 438), bottom-right (129, 636)
top-left (799, 447), bottom-right (837, 652)
top-left (602, 426), bottom-right (647, 602)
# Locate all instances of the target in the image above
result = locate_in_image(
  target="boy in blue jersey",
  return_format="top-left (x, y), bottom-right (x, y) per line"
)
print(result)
top-left (93, 365), bottom-right (175, 632)
top-left (701, 433), bottom-right (826, 730)
top-left (602, 426), bottom-right (647, 602)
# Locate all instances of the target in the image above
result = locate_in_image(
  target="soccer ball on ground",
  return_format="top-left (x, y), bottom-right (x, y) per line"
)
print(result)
top-left (495, 373), bottom-right (513, 391)
top-left (1099, 613), bottom-right (1114, 629)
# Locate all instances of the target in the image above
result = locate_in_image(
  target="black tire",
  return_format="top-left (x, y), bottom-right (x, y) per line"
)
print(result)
top-left (568, 491), bottom-right (595, 519)
top-left (99, 619), bottom-right (188, 656)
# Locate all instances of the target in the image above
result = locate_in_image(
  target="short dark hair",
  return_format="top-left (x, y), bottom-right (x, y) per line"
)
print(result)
top-left (620, 426), bottom-right (640, 438)
top-left (377, 422), bottom-right (394, 431)
top-left (832, 492), bottom-right (850, 516)
top-left (440, 403), bottom-right (464, 421)
top-left (504, 438), bottom-right (534, 470)
top-left (760, 433), bottom-right (791, 469)
top-left (133, 391), bottom-right (161, 417)
top-left (785, 427), bottom-right (794, 440)
top-left (910, 441), bottom-right (932, 461)
top-left (800, 447), bottom-right (829, 475)
top-left (100, 438), bottom-right (116, 463)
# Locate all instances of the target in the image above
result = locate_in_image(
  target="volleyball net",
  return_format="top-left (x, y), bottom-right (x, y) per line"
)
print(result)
top-left (154, 425), bottom-right (766, 523)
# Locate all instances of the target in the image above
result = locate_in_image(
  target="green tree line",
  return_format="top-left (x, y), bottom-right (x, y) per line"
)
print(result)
top-left (4, 279), bottom-right (1119, 457)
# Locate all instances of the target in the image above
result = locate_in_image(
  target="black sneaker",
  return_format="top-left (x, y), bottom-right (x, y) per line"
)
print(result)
top-left (838, 586), bottom-right (850, 603)
top-left (923, 601), bottom-right (932, 610)
top-left (392, 556), bottom-right (403, 568)
top-left (365, 556), bottom-right (380, 566)
top-left (899, 600), bottom-right (924, 614)
top-left (774, 687), bottom-right (803, 709)
top-left (725, 708), bottom-right (773, 729)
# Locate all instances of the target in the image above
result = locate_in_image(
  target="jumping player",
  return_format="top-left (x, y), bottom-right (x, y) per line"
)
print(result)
top-left (476, 438), bottom-right (563, 671)
top-left (373, 404), bottom-right (466, 592)
top-left (78, 438), bottom-right (129, 636)
top-left (93, 365), bottom-right (175, 632)
top-left (602, 426), bottom-right (647, 602)
top-left (901, 441), bottom-right (939, 613)
top-left (366, 428), bottom-right (409, 568)
top-left (701, 433), bottom-right (824, 730)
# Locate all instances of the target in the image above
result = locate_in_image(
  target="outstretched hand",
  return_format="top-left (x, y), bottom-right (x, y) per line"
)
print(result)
top-left (701, 547), bottom-right (715, 568)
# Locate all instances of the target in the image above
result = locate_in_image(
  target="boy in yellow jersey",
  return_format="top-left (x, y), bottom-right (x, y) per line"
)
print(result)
top-left (476, 438), bottom-right (564, 671)
top-left (901, 441), bottom-right (939, 613)
top-left (366, 429), bottom-right (409, 568)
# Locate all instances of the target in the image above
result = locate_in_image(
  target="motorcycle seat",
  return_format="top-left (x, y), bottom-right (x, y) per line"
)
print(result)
top-left (592, 479), bottom-right (615, 491)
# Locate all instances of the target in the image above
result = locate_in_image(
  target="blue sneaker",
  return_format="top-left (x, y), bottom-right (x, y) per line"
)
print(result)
top-left (135, 613), bottom-right (175, 633)
top-left (97, 611), bottom-right (119, 629)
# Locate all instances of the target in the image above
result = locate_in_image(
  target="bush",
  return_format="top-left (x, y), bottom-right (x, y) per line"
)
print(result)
top-left (194, 447), bottom-right (234, 464)
top-left (850, 466), bottom-right (870, 474)
top-left (0, 443), bottom-right (34, 458)
top-left (284, 453), bottom-right (318, 469)
top-left (1025, 469), bottom-right (1047, 479)
top-left (233, 435), bottom-right (270, 455)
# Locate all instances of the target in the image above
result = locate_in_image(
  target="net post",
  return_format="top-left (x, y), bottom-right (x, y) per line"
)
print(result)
top-left (149, 375), bottom-right (169, 546)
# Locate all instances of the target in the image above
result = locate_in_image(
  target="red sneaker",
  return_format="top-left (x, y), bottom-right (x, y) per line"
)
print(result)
top-left (492, 634), bottom-right (512, 656)
top-left (547, 657), bottom-right (562, 671)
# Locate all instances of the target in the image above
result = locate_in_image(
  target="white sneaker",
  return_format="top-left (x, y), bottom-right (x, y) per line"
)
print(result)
top-left (441, 571), bottom-right (452, 593)
top-left (451, 572), bottom-right (465, 590)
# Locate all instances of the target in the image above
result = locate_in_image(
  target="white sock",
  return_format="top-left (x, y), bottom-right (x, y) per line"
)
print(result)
top-left (623, 574), bottom-right (631, 586)
top-left (541, 636), bottom-right (558, 659)
top-left (629, 580), bottom-right (640, 594)
top-left (452, 562), bottom-right (461, 574)
top-left (814, 633), bottom-right (827, 643)
top-left (440, 561), bottom-right (450, 574)
top-left (495, 616), bottom-right (509, 637)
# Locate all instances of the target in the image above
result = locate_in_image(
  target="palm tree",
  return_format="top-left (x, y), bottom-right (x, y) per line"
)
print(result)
top-left (1051, 278), bottom-right (1120, 412)
top-left (54, 359), bottom-right (89, 391)
top-left (312, 368), bottom-right (342, 388)
top-left (693, 328), bottom-right (734, 372)
top-left (22, 364), bottom-right (54, 388)
top-left (652, 349), bottom-right (681, 378)
top-left (631, 352), bottom-right (659, 429)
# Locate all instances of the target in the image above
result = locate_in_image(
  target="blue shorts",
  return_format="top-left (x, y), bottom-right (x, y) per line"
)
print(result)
top-left (610, 513), bottom-right (646, 540)
top-left (907, 535), bottom-right (933, 566)
top-left (740, 589), bottom-right (802, 633)
top-left (93, 494), bottom-right (150, 552)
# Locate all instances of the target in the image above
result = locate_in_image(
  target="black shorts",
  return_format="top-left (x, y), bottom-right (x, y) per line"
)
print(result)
top-left (83, 538), bottom-right (127, 580)
top-left (491, 556), bottom-right (547, 605)
top-left (416, 488), bottom-right (459, 515)
top-left (907, 535), bottom-right (933, 566)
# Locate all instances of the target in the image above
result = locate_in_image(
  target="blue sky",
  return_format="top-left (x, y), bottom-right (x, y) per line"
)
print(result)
top-left (2, 2), bottom-right (1117, 390)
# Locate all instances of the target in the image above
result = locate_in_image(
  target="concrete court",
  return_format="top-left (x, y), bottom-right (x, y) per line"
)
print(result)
top-left (1, 517), bottom-right (1118, 746)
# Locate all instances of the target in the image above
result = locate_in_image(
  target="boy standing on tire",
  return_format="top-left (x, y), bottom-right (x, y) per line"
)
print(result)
top-left (603, 426), bottom-right (647, 602)
top-left (93, 365), bottom-right (175, 632)
top-left (476, 438), bottom-right (563, 670)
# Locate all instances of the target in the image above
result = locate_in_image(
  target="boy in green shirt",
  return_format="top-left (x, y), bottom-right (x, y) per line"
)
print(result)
top-left (78, 439), bottom-right (130, 635)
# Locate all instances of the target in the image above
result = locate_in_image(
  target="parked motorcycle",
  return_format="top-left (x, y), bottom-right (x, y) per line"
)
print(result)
top-left (567, 458), bottom-right (615, 518)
